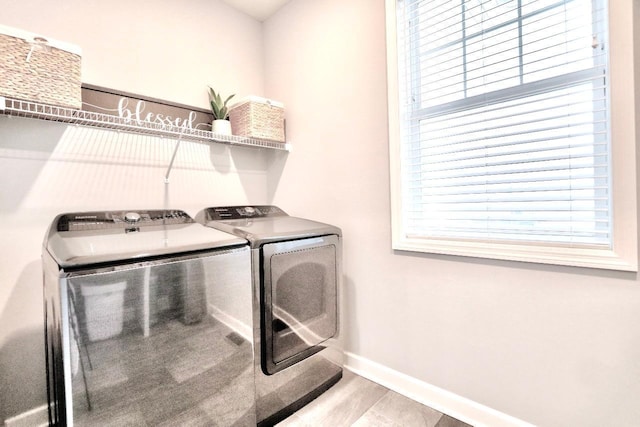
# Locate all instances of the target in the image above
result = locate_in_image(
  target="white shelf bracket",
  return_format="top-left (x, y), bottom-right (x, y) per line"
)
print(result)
top-left (164, 133), bottom-right (183, 183)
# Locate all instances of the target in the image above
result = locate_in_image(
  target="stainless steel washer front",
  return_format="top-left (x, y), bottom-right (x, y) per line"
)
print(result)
top-left (42, 210), bottom-right (253, 426)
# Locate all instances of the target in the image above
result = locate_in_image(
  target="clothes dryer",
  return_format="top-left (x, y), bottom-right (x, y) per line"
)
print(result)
top-left (42, 209), bottom-right (253, 426)
top-left (196, 205), bottom-right (343, 426)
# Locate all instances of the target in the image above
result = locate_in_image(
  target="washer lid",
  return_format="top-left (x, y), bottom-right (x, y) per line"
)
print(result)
top-left (198, 206), bottom-right (341, 247)
top-left (45, 210), bottom-right (247, 268)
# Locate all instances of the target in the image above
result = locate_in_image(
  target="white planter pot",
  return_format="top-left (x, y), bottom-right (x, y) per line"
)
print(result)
top-left (212, 119), bottom-right (232, 136)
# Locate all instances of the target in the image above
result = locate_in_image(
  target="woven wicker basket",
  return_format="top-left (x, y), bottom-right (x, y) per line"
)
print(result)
top-left (0, 25), bottom-right (81, 109)
top-left (229, 97), bottom-right (285, 142)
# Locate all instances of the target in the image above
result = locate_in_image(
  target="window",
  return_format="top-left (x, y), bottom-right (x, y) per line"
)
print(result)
top-left (386, 0), bottom-right (638, 270)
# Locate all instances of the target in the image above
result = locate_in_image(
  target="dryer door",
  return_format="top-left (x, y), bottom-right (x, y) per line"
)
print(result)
top-left (261, 234), bottom-right (339, 375)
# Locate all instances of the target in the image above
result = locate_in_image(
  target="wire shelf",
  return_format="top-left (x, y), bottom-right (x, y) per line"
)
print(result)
top-left (0, 96), bottom-right (291, 151)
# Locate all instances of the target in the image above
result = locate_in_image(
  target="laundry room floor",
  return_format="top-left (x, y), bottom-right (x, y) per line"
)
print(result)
top-left (275, 369), bottom-right (473, 427)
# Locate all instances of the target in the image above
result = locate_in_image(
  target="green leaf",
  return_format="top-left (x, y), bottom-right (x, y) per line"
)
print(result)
top-left (208, 87), bottom-right (216, 103)
top-left (207, 86), bottom-right (235, 120)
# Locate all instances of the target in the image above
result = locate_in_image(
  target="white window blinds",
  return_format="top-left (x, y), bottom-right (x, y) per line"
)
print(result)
top-left (396, 0), bottom-right (609, 246)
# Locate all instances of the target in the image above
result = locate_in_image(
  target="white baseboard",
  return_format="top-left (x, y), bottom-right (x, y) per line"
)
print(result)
top-left (344, 351), bottom-right (535, 427)
top-left (4, 404), bottom-right (48, 427)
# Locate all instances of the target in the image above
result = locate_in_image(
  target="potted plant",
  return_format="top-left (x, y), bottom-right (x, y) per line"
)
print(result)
top-left (208, 86), bottom-right (235, 135)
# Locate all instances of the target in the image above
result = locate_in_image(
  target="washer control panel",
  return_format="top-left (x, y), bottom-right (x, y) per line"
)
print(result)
top-left (205, 205), bottom-right (287, 221)
top-left (57, 210), bottom-right (192, 232)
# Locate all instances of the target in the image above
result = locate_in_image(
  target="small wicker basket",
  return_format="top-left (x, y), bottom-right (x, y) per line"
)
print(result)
top-left (229, 96), bottom-right (285, 142)
top-left (0, 25), bottom-right (82, 109)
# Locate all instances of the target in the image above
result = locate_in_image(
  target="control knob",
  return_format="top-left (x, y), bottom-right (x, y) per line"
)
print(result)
top-left (124, 212), bottom-right (142, 223)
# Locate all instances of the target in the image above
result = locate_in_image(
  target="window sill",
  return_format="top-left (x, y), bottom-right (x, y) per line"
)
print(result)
top-left (392, 237), bottom-right (638, 272)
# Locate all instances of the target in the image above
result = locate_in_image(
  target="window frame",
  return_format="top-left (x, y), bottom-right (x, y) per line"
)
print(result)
top-left (386, 0), bottom-right (638, 271)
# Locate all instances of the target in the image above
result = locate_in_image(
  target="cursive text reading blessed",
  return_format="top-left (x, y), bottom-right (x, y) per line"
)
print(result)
top-left (118, 98), bottom-right (197, 129)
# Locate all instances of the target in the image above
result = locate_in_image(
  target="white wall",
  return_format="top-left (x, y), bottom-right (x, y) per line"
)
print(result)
top-left (263, 1), bottom-right (640, 426)
top-left (1, 0), bottom-right (264, 107)
top-left (0, 0), bottom-right (271, 422)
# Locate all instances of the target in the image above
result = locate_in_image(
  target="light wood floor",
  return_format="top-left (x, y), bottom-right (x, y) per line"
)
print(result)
top-left (276, 370), bottom-right (472, 427)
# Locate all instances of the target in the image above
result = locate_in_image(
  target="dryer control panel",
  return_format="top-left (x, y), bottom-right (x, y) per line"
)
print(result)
top-left (204, 205), bottom-right (288, 221)
top-left (57, 210), bottom-right (192, 231)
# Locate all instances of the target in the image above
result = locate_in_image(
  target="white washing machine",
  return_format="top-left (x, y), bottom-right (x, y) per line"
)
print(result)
top-left (42, 209), bottom-right (253, 426)
top-left (196, 205), bottom-right (343, 426)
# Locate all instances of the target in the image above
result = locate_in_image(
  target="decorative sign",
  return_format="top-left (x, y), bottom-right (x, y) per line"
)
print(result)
top-left (81, 84), bottom-right (213, 131)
